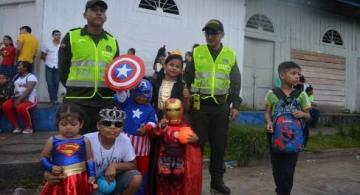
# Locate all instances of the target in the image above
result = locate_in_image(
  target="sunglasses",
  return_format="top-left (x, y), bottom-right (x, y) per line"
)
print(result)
top-left (100, 120), bottom-right (123, 128)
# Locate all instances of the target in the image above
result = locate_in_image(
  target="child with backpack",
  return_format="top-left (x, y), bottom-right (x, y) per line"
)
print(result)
top-left (264, 61), bottom-right (311, 195)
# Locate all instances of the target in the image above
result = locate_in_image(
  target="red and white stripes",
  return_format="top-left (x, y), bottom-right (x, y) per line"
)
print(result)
top-left (126, 134), bottom-right (150, 157)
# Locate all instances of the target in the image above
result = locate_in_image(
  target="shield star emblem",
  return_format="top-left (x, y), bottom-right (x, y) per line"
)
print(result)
top-left (105, 54), bottom-right (145, 91)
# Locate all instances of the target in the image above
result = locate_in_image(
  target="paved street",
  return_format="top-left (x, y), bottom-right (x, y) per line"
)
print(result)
top-left (1, 153), bottom-right (359, 195)
top-left (203, 154), bottom-right (360, 195)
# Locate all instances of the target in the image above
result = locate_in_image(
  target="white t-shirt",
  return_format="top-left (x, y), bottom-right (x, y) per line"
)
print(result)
top-left (41, 40), bottom-right (60, 68)
top-left (84, 132), bottom-right (136, 177)
top-left (14, 73), bottom-right (37, 103)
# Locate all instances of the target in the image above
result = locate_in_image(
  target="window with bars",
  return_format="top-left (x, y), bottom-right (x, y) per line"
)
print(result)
top-left (139, 0), bottom-right (179, 15)
top-left (246, 14), bottom-right (274, 32)
top-left (0, 0), bottom-right (35, 5)
top-left (322, 30), bottom-right (343, 46)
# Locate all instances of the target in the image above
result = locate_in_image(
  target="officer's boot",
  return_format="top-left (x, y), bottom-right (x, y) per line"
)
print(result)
top-left (210, 178), bottom-right (231, 194)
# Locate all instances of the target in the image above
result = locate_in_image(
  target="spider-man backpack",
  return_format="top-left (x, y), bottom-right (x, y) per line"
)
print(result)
top-left (271, 88), bottom-right (306, 153)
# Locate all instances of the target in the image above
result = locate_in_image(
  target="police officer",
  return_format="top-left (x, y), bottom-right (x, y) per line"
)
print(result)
top-left (59, 0), bottom-right (119, 134)
top-left (183, 19), bottom-right (242, 194)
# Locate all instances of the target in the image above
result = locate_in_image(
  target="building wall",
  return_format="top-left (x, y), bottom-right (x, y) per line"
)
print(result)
top-left (0, 0), bottom-right (46, 100)
top-left (0, 0), bottom-right (246, 102)
top-left (0, 0), bottom-right (43, 60)
top-left (42, 0), bottom-right (246, 75)
top-left (357, 58), bottom-right (360, 111)
top-left (244, 0), bottom-right (360, 112)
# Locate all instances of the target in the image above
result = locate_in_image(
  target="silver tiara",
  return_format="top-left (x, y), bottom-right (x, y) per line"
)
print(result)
top-left (99, 107), bottom-right (126, 122)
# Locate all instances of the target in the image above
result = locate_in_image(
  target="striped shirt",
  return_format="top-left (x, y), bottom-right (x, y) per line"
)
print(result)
top-left (114, 91), bottom-right (158, 157)
top-left (126, 134), bottom-right (151, 156)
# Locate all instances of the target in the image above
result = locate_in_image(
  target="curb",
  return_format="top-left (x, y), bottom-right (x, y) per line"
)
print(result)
top-left (0, 162), bottom-right (43, 190)
top-left (202, 148), bottom-right (360, 168)
top-left (0, 148), bottom-right (359, 189)
top-left (301, 148), bottom-right (360, 160)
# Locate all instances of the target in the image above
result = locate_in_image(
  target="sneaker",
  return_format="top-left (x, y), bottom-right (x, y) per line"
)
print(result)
top-left (22, 128), bottom-right (33, 134)
top-left (12, 128), bottom-right (22, 134)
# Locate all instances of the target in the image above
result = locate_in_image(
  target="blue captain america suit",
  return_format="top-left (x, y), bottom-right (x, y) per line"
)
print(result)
top-left (114, 79), bottom-right (157, 195)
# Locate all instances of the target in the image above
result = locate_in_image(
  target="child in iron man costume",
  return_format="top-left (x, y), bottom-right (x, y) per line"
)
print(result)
top-left (155, 98), bottom-right (202, 195)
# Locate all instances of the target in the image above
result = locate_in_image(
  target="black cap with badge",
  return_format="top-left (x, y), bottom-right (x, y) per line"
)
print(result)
top-left (202, 19), bottom-right (224, 32)
top-left (85, 0), bottom-right (108, 11)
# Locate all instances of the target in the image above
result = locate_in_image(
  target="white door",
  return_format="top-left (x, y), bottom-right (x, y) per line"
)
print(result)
top-left (243, 37), bottom-right (274, 110)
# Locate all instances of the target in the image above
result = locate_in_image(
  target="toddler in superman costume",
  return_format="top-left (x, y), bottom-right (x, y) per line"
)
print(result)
top-left (155, 98), bottom-right (202, 195)
top-left (40, 104), bottom-right (95, 195)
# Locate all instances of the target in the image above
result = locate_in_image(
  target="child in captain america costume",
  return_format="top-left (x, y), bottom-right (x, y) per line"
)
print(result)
top-left (40, 104), bottom-right (96, 195)
top-left (114, 79), bottom-right (157, 195)
top-left (155, 98), bottom-right (202, 195)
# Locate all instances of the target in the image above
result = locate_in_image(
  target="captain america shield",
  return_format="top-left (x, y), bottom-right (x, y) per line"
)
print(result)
top-left (104, 54), bottom-right (145, 91)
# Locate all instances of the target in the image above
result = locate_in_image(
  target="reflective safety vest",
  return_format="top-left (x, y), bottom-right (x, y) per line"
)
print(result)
top-left (66, 28), bottom-right (117, 99)
top-left (191, 45), bottom-right (236, 103)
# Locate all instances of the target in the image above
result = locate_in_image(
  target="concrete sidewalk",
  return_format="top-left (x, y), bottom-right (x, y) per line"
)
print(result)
top-left (1, 154), bottom-right (359, 195)
top-left (0, 132), bottom-right (359, 195)
top-left (203, 154), bottom-right (360, 195)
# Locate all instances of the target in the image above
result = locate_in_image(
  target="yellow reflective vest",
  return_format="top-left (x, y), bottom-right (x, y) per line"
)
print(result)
top-left (66, 28), bottom-right (117, 99)
top-left (191, 45), bottom-right (236, 103)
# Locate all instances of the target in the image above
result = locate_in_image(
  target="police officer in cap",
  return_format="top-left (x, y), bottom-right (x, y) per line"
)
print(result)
top-left (183, 19), bottom-right (242, 194)
top-left (59, 0), bottom-right (120, 134)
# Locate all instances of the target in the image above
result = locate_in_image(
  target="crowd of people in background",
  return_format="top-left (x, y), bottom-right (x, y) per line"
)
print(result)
top-left (0, 28), bottom-right (200, 109)
top-left (0, 26), bottom-right (40, 134)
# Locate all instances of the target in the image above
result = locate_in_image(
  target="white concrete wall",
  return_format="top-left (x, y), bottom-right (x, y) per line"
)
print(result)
top-left (42, 0), bottom-right (246, 73)
top-left (1, 0), bottom-right (246, 102)
top-left (245, 0), bottom-right (360, 111)
top-left (0, 0), bottom-right (46, 100)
